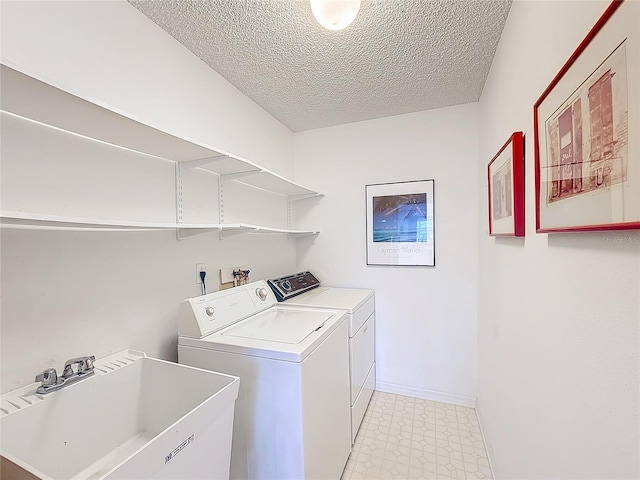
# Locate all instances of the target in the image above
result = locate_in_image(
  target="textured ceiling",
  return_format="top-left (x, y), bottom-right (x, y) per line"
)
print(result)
top-left (129, 0), bottom-right (512, 132)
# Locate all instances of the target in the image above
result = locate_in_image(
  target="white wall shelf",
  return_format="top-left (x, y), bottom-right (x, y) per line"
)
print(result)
top-left (179, 157), bottom-right (320, 198)
top-left (219, 223), bottom-right (320, 238)
top-left (0, 211), bottom-right (215, 232)
top-left (0, 64), bottom-right (321, 238)
top-left (0, 211), bottom-right (319, 238)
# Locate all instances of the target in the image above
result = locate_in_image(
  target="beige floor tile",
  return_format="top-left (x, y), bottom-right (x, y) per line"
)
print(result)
top-left (343, 390), bottom-right (493, 480)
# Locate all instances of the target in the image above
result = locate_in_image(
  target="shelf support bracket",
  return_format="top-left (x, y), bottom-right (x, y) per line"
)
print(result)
top-left (220, 227), bottom-right (259, 239)
top-left (175, 163), bottom-right (184, 240)
top-left (220, 169), bottom-right (263, 183)
top-left (288, 193), bottom-right (323, 202)
top-left (285, 192), bottom-right (322, 237)
top-left (180, 154), bottom-right (229, 170)
top-left (218, 177), bottom-right (225, 240)
top-left (177, 227), bottom-right (220, 239)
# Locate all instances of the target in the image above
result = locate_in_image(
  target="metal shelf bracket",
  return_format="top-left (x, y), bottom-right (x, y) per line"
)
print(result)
top-left (179, 154), bottom-right (229, 170)
top-left (220, 169), bottom-right (264, 184)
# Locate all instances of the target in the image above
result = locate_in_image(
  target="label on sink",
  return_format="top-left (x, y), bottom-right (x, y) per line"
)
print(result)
top-left (165, 434), bottom-right (195, 463)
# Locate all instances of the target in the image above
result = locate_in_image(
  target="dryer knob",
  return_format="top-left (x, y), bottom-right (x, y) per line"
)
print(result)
top-left (282, 280), bottom-right (292, 291)
top-left (256, 288), bottom-right (268, 301)
top-left (205, 306), bottom-right (215, 317)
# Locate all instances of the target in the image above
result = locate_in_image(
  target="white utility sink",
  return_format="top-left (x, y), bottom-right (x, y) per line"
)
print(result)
top-left (0, 350), bottom-right (240, 480)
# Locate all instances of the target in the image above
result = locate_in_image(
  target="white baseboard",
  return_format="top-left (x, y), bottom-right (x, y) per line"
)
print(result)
top-left (375, 380), bottom-right (477, 408)
top-left (475, 399), bottom-right (497, 479)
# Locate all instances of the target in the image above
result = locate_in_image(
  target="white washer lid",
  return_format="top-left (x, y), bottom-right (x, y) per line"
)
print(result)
top-left (178, 305), bottom-right (347, 362)
top-left (222, 308), bottom-right (331, 344)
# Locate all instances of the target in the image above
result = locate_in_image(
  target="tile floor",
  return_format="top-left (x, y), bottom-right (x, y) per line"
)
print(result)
top-left (341, 391), bottom-right (493, 479)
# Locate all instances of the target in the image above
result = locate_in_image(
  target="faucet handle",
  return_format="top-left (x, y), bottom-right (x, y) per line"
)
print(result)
top-left (35, 368), bottom-right (58, 386)
top-left (62, 355), bottom-right (96, 376)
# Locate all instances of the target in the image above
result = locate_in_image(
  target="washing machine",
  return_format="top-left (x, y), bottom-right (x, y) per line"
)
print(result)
top-left (177, 280), bottom-right (351, 480)
top-left (268, 272), bottom-right (375, 444)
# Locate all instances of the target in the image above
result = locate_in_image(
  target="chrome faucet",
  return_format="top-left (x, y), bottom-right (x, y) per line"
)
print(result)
top-left (34, 355), bottom-right (95, 394)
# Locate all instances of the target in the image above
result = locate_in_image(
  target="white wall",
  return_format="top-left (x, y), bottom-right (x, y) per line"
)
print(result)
top-left (294, 104), bottom-right (479, 405)
top-left (0, 1), bottom-right (297, 393)
top-left (477, 1), bottom-right (640, 478)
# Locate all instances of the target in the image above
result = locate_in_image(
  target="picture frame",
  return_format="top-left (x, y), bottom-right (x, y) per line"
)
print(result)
top-left (534, 0), bottom-right (640, 233)
top-left (366, 179), bottom-right (435, 266)
top-left (488, 132), bottom-right (525, 237)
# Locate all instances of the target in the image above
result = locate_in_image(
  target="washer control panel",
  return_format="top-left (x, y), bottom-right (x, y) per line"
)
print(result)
top-left (268, 271), bottom-right (320, 302)
top-left (178, 280), bottom-right (277, 338)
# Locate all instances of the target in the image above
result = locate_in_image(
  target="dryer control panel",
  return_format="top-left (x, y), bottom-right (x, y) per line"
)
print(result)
top-left (268, 271), bottom-right (320, 302)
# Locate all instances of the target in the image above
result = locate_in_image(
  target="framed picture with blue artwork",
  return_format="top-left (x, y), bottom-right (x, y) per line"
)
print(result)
top-left (366, 179), bottom-right (435, 266)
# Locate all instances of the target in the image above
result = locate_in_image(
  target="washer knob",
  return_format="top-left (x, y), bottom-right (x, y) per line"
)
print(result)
top-left (256, 287), bottom-right (268, 300)
top-left (282, 280), bottom-right (292, 291)
top-left (205, 306), bottom-right (215, 317)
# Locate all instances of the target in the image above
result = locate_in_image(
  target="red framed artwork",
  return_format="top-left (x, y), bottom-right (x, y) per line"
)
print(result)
top-left (534, 0), bottom-right (640, 233)
top-left (488, 132), bottom-right (525, 237)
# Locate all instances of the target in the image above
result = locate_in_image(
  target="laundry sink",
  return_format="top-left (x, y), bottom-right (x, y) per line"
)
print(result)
top-left (0, 350), bottom-right (240, 480)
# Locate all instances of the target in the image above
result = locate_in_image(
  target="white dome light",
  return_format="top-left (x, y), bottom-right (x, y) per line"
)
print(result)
top-left (310, 0), bottom-right (361, 31)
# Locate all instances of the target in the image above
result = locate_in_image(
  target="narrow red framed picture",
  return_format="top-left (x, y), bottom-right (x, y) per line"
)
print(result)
top-left (488, 132), bottom-right (525, 237)
top-left (534, 0), bottom-right (640, 233)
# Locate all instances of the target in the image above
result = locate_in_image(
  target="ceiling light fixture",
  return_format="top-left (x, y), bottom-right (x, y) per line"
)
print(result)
top-left (310, 0), bottom-right (361, 31)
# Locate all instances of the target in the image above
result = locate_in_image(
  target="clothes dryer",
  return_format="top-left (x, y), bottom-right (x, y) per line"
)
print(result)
top-left (268, 272), bottom-right (375, 443)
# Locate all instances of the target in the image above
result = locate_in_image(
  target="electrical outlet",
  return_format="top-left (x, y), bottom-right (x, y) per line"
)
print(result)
top-left (196, 263), bottom-right (206, 284)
